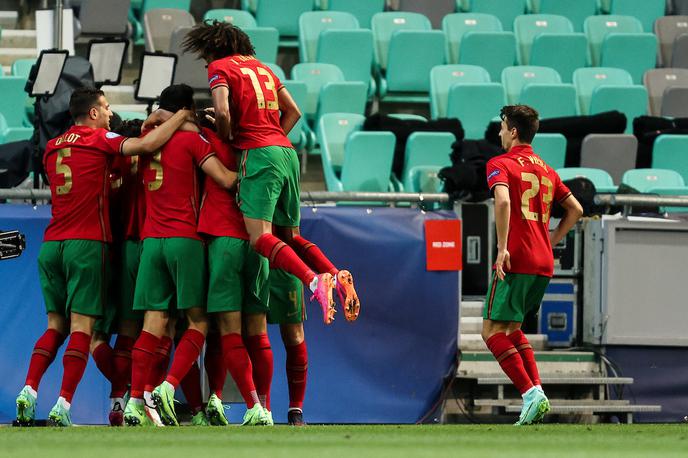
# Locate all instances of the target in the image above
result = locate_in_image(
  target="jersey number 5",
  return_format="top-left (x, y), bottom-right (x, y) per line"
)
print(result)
top-left (241, 67), bottom-right (279, 111)
top-left (56, 148), bottom-right (72, 195)
top-left (521, 172), bottom-right (553, 223)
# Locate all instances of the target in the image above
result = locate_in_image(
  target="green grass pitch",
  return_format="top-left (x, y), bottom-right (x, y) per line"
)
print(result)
top-left (1, 425), bottom-right (687, 458)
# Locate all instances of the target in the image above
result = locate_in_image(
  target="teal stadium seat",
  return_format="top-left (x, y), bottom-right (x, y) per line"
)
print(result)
top-left (609, 0), bottom-right (666, 33)
top-left (317, 113), bottom-right (365, 189)
top-left (371, 12), bottom-right (431, 72)
top-left (401, 132), bottom-right (454, 191)
top-left (529, 0), bottom-right (597, 32)
top-left (244, 27), bottom-right (280, 63)
top-left (446, 83), bottom-right (506, 139)
top-left (457, 32), bottom-right (517, 82)
top-left (513, 14), bottom-right (574, 65)
top-left (430, 64), bottom-right (491, 119)
top-left (573, 67), bottom-right (634, 115)
top-left (532, 133), bottom-right (566, 169)
top-left (501, 65), bottom-right (561, 103)
top-left (293, 63), bottom-right (344, 122)
top-left (389, 113), bottom-right (427, 121)
top-left (281, 80), bottom-right (312, 152)
top-left (0, 113), bottom-right (32, 144)
top-left (652, 134), bottom-right (688, 184)
top-left (520, 84), bottom-right (578, 118)
top-left (588, 85), bottom-right (648, 133)
top-left (556, 167), bottom-right (617, 192)
top-left (469, 0), bottom-right (528, 31)
top-left (141, 0), bottom-right (190, 18)
top-left (622, 168), bottom-right (685, 192)
top-left (0, 77), bottom-right (30, 128)
top-left (339, 132), bottom-right (395, 192)
top-left (255, 0), bottom-right (314, 40)
top-left (203, 9), bottom-right (256, 28)
top-left (442, 13), bottom-right (503, 64)
top-left (267, 63), bottom-right (286, 81)
top-left (324, 0), bottom-right (385, 28)
top-left (241, 0), bottom-right (258, 14)
top-left (584, 15), bottom-right (643, 66)
top-left (298, 11), bottom-right (359, 63)
top-left (382, 30), bottom-right (446, 97)
top-left (599, 32), bottom-right (657, 84)
top-left (116, 111), bottom-right (147, 120)
top-left (11, 58), bottom-right (36, 78)
top-left (317, 29), bottom-right (375, 96)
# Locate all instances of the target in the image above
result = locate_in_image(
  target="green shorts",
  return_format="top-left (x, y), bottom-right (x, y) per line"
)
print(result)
top-left (267, 268), bottom-right (306, 325)
top-left (206, 236), bottom-right (269, 314)
top-left (238, 146), bottom-right (301, 227)
top-left (133, 237), bottom-right (207, 312)
top-left (484, 272), bottom-right (550, 322)
top-left (38, 240), bottom-right (109, 319)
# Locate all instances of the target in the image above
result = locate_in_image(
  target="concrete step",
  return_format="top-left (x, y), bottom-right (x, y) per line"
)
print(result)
top-left (0, 48), bottom-right (36, 67)
top-left (460, 301), bottom-right (483, 318)
top-left (102, 85), bottom-right (137, 105)
top-left (458, 350), bottom-right (600, 376)
top-left (1, 30), bottom-right (37, 48)
top-left (460, 333), bottom-right (547, 352)
top-left (0, 11), bottom-right (18, 30)
top-left (463, 376), bottom-right (634, 385)
top-left (503, 404), bottom-right (661, 414)
top-left (459, 316), bottom-right (482, 334)
top-left (474, 399), bottom-right (631, 407)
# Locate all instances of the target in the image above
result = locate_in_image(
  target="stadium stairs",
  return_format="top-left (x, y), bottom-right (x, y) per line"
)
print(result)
top-left (0, 22), bottom-right (36, 73)
top-left (444, 300), bottom-right (661, 424)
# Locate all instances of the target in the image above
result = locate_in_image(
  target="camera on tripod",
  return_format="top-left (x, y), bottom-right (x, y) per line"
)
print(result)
top-left (0, 231), bottom-right (26, 260)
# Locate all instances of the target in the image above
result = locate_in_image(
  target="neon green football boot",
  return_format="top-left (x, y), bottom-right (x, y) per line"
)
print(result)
top-left (191, 410), bottom-right (210, 426)
top-left (124, 399), bottom-right (153, 427)
top-left (205, 394), bottom-right (229, 426)
top-left (264, 410), bottom-right (274, 426)
top-left (152, 381), bottom-right (178, 426)
top-left (16, 386), bottom-right (37, 425)
top-left (242, 404), bottom-right (269, 426)
top-left (47, 401), bottom-right (72, 427)
top-left (515, 387), bottom-right (550, 426)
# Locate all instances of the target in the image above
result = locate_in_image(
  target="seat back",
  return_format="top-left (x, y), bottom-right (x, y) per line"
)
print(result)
top-left (519, 84), bottom-right (578, 119)
top-left (556, 167), bottom-right (616, 191)
top-left (675, 0), bottom-right (688, 15)
top-left (394, 0), bottom-right (457, 29)
top-left (203, 9), bottom-right (257, 28)
top-left (299, 11), bottom-right (359, 62)
top-left (170, 26), bottom-right (208, 90)
top-left (446, 83), bottom-right (506, 139)
top-left (600, 33), bottom-right (657, 84)
top-left (316, 81), bottom-right (368, 125)
top-left (0, 77), bottom-right (29, 128)
top-left (459, 31), bottom-right (517, 81)
top-left (643, 68), bottom-right (688, 115)
top-left (371, 12), bottom-right (431, 70)
top-left (652, 134), bottom-right (688, 184)
top-left (267, 63), bottom-right (286, 81)
top-left (655, 15), bottom-right (688, 66)
top-left (317, 29), bottom-right (374, 92)
top-left (535, 0), bottom-right (596, 32)
top-left (661, 86), bottom-right (688, 117)
top-left (580, 134), bottom-right (638, 183)
top-left (292, 63), bottom-right (345, 121)
top-left (281, 80), bottom-right (309, 150)
top-left (589, 85), bottom-right (648, 133)
top-left (317, 113), bottom-right (365, 190)
top-left (514, 14), bottom-right (574, 64)
top-left (442, 13), bottom-right (503, 64)
top-left (529, 33), bottom-right (588, 83)
top-left (11, 58), bottom-right (36, 78)
top-left (469, 0), bottom-right (527, 31)
top-left (671, 33), bottom-right (688, 69)
top-left (532, 133), bottom-right (566, 170)
top-left (244, 27), bottom-right (280, 63)
top-left (255, 0), bottom-right (313, 37)
top-left (501, 65), bottom-right (562, 104)
top-left (144, 8), bottom-right (195, 52)
top-left (573, 67), bottom-right (634, 114)
top-left (622, 168), bottom-right (685, 192)
top-left (386, 30), bottom-right (446, 92)
top-left (402, 132), bottom-right (454, 189)
top-left (327, 0), bottom-right (384, 28)
top-left (584, 15), bottom-right (643, 66)
top-left (609, 0), bottom-right (666, 32)
top-left (430, 64), bottom-right (491, 119)
top-left (80, 0), bottom-right (130, 35)
top-left (340, 131), bottom-right (396, 192)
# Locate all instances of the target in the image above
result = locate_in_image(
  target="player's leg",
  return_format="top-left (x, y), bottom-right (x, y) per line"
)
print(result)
top-left (244, 313), bottom-right (273, 424)
top-left (203, 330), bottom-right (228, 425)
top-left (179, 360), bottom-right (208, 425)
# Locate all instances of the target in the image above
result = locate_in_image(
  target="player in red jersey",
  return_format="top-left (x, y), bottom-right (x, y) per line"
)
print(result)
top-left (15, 87), bottom-right (192, 427)
top-left (482, 105), bottom-right (583, 425)
top-left (123, 85), bottom-right (238, 427)
top-left (182, 21), bottom-right (361, 326)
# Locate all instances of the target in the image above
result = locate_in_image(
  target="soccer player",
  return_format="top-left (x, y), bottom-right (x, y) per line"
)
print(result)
top-left (15, 87), bottom-right (192, 427)
top-left (482, 105), bottom-right (583, 425)
top-left (182, 21), bottom-right (361, 326)
top-left (123, 84), bottom-right (237, 427)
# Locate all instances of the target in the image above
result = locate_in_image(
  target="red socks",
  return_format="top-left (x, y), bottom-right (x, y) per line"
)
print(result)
top-left (165, 329), bottom-right (205, 388)
top-left (255, 233), bottom-right (315, 286)
top-left (244, 333), bottom-right (273, 410)
top-left (111, 335), bottom-right (135, 398)
top-left (25, 328), bottom-right (66, 391)
top-left (130, 331), bottom-right (159, 399)
top-left (179, 362), bottom-right (204, 414)
top-left (285, 341), bottom-right (308, 410)
top-left (222, 333), bottom-right (259, 408)
top-left (205, 333), bottom-right (226, 398)
top-left (486, 332), bottom-right (534, 395)
top-left (59, 331), bottom-right (92, 403)
top-left (288, 235), bottom-right (338, 276)
top-left (146, 336), bottom-right (173, 392)
top-left (508, 330), bottom-right (541, 387)
top-left (92, 342), bottom-right (115, 383)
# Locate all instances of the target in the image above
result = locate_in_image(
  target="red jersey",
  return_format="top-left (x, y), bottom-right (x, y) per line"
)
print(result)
top-left (207, 55), bottom-right (293, 150)
top-left (140, 130), bottom-right (215, 240)
top-left (486, 144), bottom-right (571, 277)
top-left (110, 155), bottom-right (146, 242)
top-left (43, 125), bottom-right (127, 242)
top-left (197, 128), bottom-right (248, 240)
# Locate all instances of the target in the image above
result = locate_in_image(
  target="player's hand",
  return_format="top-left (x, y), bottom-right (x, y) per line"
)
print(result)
top-left (202, 107), bottom-right (216, 125)
top-left (495, 249), bottom-right (511, 281)
top-left (142, 109), bottom-right (173, 131)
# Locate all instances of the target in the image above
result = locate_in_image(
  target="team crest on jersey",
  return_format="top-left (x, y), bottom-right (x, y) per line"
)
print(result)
top-left (209, 75), bottom-right (220, 84)
top-left (106, 132), bottom-right (122, 139)
top-left (487, 170), bottom-right (500, 180)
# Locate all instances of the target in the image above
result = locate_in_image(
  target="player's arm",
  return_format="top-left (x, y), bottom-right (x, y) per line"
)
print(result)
top-left (211, 86), bottom-right (232, 142)
top-left (277, 87), bottom-right (301, 135)
top-left (121, 109), bottom-right (192, 156)
top-left (493, 184), bottom-right (511, 281)
top-left (550, 195), bottom-right (583, 246)
top-left (200, 155), bottom-right (237, 190)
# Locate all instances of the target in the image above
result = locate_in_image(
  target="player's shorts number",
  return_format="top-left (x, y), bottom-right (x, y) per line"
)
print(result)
top-left (56, 148), bottom-right (72, 195)
top-left (520, 172), bottom-right (553, 222)
top-left (241, 67), bottom-right (279, 111)
top-left (147, 151), bottom-right (163, 191)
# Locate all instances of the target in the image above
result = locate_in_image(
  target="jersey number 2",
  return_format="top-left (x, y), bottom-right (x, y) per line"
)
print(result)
top-left (241, 67), bottom-right (279, 111)
top-left (521, 172), bottom-right (553, 223)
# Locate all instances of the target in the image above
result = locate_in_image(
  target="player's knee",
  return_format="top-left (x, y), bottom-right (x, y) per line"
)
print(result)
top-left (280, 324), bottom-right (304, 345)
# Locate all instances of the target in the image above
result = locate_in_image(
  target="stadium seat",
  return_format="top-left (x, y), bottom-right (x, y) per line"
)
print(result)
top-left (382, 30), bottom-right (446, 96)
top-left (519, 84), bottom-right (578, 119)
top-left (317, 112), bottom-right (365, 188)
top-left (652, 134), bottom-right (688, 184)
top-left (392, 0), bottom-right (457, 29)
top-left (529, 0), bottom-right (597, 32)
top-left (170, 26), bottom-right (208, 90)
top-left (317, 30), bottom-right (375, 96)
top-left (241, 0), bottom-right (257, 14)
top-left (674, 0), bottom-right (688, 15)
top-left (203, 9), bottom-right (257, 28)
top-left (140, 0), bottom-right (190, 21)
top-left (340, 131), bottom-right (395, 192)
top-left (371, 12), bottom-right (431, 72)
top-left (599, 33), bottom-right (658, 84)
top-left (622, 168), bottom-right (685, 192)
top-left (401, 132), bottom-right (454, 191)
top-left (298, 11), bottom-right (359, 63)
top-left (323, 0), bottom-right (385, 28)
top-left (660, 86), bottom-right (688, 117)
top-left (281, 80), bottom-right (311, 152)
top-left (670, 34), bottom-right (688, 69)
top-left (0, 77), bottom-right (30, 128)
top-left (254, 0), bottom-right (314, 41)
top-left (143, 8), bottom-right (195, 53)
top-left (115, 111), bottom-right (147, 120)
top-left (643, 68), bottom-right (688, 116)
top-left (0, 112), bottom-right (33, 144)
top-left (573, 67), bottom-right (634, 115)
top-left (580, 134), bottom-right (638, 183)
top-left (457, 32), bottom-right (517, 82)
top-left (78, 0), bottom-right (130, 37)
top-left (293, 63), bottom-right (344, 120)
top-left (654, 15), bottom-right (688, 67)
top-left (556, 167), bottom-right (617, 192)
top-left (388, 113), bottom-right (427, 121)
top-left (588, 85), bottom-right (649, 133)
top-left (446, 83), bottom-right (506, 139)
top-left (442, 13), bottom-right (503, 64)
top-left (11, 58), bottom-right (35, 78)
top-left (501, 65), bottom-right (562, 104)
top-left (244, 27), bottom-right (280, 63)
top-left (513, 14), bottom-right (574, 65)
top-left (532, 133), bottom-right (566, 170)
top-left (584, 15), bottom-right (644, 67)
top-left (469, 0), bottom-right (527, 31)
top-left (267, 63), bottom-right (286, 81)
top-left (609, 0), bottom-right (666, 33)
top-left (430, 64), bottom-right (491, 119)
top-left (529, 33), bottom-right (588, 83)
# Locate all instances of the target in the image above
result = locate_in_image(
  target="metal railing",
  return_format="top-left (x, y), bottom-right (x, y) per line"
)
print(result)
top-left (594, 194), bottom-right (688, 215)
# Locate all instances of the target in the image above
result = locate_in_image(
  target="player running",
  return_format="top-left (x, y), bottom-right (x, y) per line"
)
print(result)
top-left (15, 87), bottom-right (192, 427)
top-left (182, 21), bottom-right (360, 325)
top-left (482, 105), bottom-right (583, 425)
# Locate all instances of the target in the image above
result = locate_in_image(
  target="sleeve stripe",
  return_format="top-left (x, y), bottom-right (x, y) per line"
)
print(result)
top-left (198, 152), bottom-right (216, 168)
top-left (210, 84), bottom-right (229, 90)
top-left (118, 137), bottom-right (130, 155)
top-left (557, 192), bottom-right (573, 203)
top-left (489, 182), bottom-right (509, 191)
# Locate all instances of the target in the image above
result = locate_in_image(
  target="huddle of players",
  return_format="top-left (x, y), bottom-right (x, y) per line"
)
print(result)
top-left (16, 21), bottom-right (361, 427)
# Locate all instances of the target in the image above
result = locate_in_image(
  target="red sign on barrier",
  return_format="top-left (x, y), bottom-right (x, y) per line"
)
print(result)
top-left (425, 219), bottom-right (462, 271)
